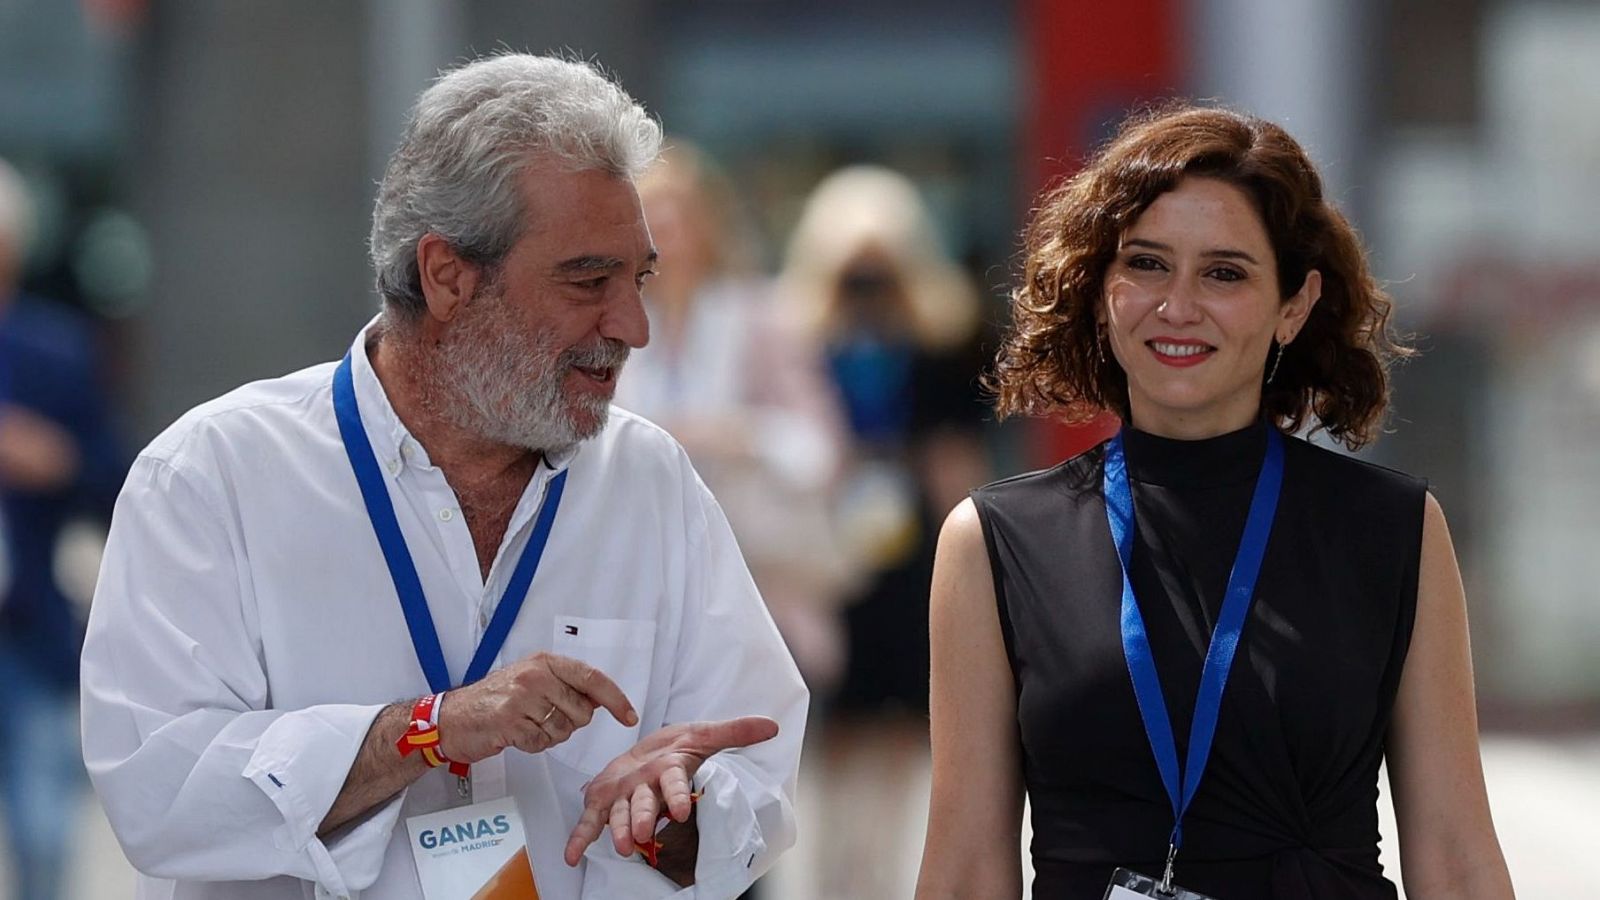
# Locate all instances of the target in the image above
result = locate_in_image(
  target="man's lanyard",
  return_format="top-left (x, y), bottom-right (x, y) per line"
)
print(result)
top-left (332, 350), bottom-right (568, 695)
top-left (1102, 425), bottom-right (1284, 883)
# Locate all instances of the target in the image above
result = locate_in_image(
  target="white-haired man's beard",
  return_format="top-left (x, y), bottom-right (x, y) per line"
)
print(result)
top-left (430, 288), bottom-right (629, 454)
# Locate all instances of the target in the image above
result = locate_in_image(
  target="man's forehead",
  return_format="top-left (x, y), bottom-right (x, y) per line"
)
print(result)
top-left (515, 162), bottom-right (641, 216)
top-left (513, 164), bottom-right (653, 261)
top-left (521, 162), bottom-right (652, 235)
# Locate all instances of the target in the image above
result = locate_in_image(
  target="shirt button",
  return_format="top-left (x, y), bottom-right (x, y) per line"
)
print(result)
top-left (479, 610), bottom-right (490, 628)
top-left (438, 508), bottom-right (455, 522)
top-left (387, 459), bottom-right (401, 475)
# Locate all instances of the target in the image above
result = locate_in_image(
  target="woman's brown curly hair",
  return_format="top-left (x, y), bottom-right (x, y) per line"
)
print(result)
top-left (988, 103), bottom-right (1410, 449)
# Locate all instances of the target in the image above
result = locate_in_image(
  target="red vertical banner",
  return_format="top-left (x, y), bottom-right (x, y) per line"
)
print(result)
top-left (1019, 0), bottom-right (1185, 465)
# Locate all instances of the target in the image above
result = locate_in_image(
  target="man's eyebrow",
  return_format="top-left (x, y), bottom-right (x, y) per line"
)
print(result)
top-left (555, 255), bottom-right (625, 274)
top-left (554, 249), bottom-right (660, 274)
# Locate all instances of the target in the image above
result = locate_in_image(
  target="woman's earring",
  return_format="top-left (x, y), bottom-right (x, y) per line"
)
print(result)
top-left (1266, 340), bottom-right (1286, 385)
top-left (1096, 326), bottom-right (1108, 367)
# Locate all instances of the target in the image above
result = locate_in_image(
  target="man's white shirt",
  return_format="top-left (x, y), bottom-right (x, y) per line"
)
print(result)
top-left (81, 323), bottom-right (808, 899)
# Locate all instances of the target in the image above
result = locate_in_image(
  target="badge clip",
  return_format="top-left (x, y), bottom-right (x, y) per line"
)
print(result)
top-left (1157, 843), bottom-right (1178, 896)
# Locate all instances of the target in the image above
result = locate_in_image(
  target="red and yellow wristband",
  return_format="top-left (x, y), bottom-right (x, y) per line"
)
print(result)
top-left (395, 693), bottom-right (469, 777)
top-left (397, 692), bottom-right (691, 869)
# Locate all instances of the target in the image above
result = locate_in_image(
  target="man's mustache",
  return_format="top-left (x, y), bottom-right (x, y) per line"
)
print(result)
top-left (559, 339), bottom-right (630, 370)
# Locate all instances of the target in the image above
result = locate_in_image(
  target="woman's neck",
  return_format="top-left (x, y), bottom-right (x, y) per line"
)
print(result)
top-left (1126, 391), bottom-right (1262, 440)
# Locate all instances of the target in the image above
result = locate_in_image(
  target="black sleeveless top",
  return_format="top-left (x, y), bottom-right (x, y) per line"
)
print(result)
top-left (971, 421), bottom-right (1426, 899)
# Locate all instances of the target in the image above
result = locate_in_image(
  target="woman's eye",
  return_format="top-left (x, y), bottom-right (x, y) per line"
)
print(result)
top-left (1127, 255), bottom-right (1165, 271)
top-left (1207, 266), bottom-right (1245, 282)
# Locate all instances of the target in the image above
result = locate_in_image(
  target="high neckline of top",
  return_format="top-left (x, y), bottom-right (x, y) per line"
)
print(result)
top-left (1119, 418), bottom-right (1274, 488)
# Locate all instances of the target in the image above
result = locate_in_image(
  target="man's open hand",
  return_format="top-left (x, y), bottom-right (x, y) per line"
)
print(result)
top-left (563, 717), bottom-right (780, 866)
top-left (438, 652), bottom-right (637, 764)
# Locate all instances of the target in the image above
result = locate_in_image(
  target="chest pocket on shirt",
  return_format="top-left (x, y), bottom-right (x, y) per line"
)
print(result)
top-left (547, 616), bottom-right (656, 772)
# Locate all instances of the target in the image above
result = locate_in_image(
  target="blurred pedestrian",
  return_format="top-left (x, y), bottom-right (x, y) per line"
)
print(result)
top-left (618, 143), bottom-right (855, 698)
top-left (916, 105), bottom-right (1514, 899)
top-left (80, 54), bottom-right (805, 899)
top-left (620, 141), bottom-right (854, 900)
top-left (0, 159), bottom-right (126, 900)
top-left (778, 165), bottom-right (990, 899)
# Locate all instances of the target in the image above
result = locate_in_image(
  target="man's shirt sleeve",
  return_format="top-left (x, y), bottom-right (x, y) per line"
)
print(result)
top-left (647, 455), bottom-right (810, 898)
top-left (81, 454), bottom-right (402, 894)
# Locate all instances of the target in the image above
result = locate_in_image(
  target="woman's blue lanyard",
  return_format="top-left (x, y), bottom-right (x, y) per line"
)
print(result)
top-left (331, 351), bottom-right (568, 699)
top-left (1102, 426), bottom-right (1284, 891)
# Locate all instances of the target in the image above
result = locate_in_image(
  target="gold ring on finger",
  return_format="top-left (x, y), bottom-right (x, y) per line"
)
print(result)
top-left (539, 705), bottom-right (558, 725)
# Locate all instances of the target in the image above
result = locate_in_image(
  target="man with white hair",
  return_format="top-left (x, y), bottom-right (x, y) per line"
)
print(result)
top-left (81, 54), bottom-right (807, 900)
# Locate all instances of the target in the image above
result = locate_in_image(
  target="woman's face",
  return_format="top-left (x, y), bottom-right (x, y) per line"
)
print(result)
top-left (835, 248), bottom-right (908, 334)
top-left (1100, 176), bottom-right (1320, 438)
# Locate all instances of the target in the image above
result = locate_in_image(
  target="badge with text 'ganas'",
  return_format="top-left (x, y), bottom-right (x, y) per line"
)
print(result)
top-left (1104, 866), bottom-right (1220, 900)
top-left (406, 796), bottom-right (539, 899)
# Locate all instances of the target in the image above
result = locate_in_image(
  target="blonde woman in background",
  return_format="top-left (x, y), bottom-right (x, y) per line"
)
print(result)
top-left (777, 166), bottom-right (992, 898)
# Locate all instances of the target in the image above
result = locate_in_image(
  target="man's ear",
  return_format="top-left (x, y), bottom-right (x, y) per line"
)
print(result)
top-left (1279, 269), bottom-right (1322, 343)
top-left (415, 233), bottom-right (484, 323)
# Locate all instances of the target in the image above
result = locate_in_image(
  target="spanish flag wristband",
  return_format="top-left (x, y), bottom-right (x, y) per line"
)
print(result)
top-left (395, 693), bottom-right (469, 777)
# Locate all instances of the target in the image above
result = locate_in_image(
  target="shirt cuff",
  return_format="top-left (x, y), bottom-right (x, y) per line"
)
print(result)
top-left (684, 757), bottom-right (767, 899)
top-left (241, 703), bottom-right (402, 894)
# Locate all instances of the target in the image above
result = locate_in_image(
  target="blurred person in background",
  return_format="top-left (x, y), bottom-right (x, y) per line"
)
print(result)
top-left (916, 106), bottom-right (1513, 900)
top-left (0, 158), bottom-right (126, 899)
top-left (0, 495), bottom-right (6, 621)
top-left (617, 142), bottom-right (854, 701)
top-left (778, 165), bottom-right (990, 899)
top-left (80, 54), bottom-right (805, 900)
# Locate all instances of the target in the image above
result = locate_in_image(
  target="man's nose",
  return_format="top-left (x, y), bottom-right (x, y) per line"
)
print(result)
top-left (602, 284), bottom-right (650, 349)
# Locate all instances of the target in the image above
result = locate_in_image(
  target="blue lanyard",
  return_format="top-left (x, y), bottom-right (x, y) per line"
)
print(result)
top-left (1102, 425), bottom-right (1284, 851)
top-left (332, 351), bottom-right (568, 695)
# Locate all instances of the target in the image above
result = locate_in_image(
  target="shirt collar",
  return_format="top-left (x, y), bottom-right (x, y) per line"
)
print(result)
top-left (344, 316), bottom-right (580, 474)
top-left (347, 316), bottom-right (418, 462)
top-left (541, 439), bottom-right (579, 471)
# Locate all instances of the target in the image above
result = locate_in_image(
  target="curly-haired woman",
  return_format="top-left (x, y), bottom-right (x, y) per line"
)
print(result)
top-left (914, 106), bottom-right (1514, 900)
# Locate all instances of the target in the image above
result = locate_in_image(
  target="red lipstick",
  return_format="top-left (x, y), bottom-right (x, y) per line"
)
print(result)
top-left (1145, 337), bottom-right (1216, 368)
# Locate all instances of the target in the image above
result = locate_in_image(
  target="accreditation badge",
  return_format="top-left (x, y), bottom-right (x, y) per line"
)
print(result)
top-left (1104, 867), bottom-right (1220, 900)
top-left (406, 796), bottom-right (539, 899)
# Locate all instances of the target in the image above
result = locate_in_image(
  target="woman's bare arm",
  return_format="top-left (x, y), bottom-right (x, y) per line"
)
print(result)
top-left (914, 499), bottom-right (1026, 900)
top-left (1387, 493), bottom-right (1514, 899)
